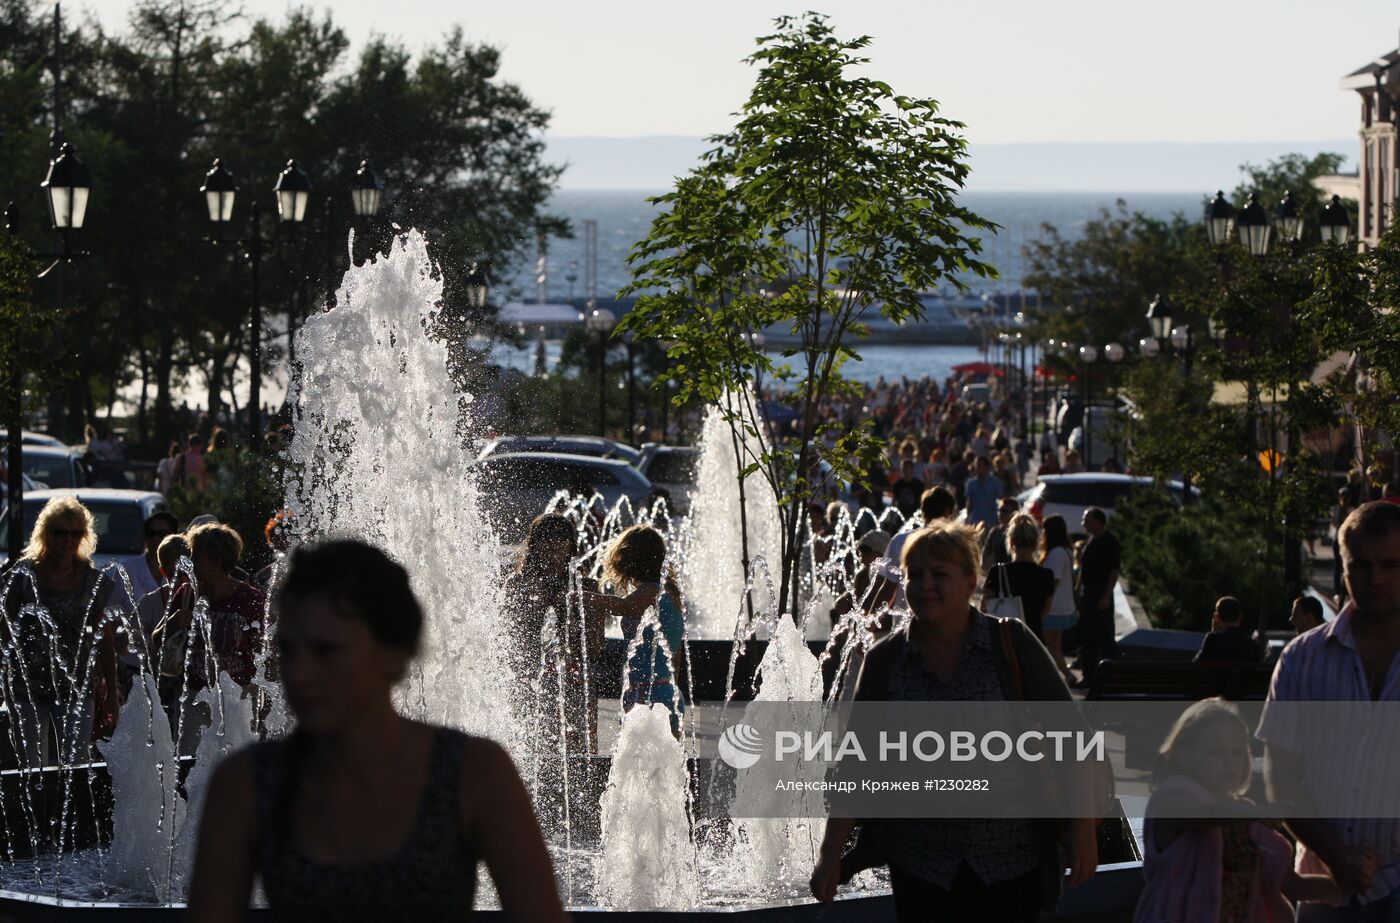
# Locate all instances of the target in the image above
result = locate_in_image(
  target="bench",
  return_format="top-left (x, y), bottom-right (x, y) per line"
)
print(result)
top-left (1086, 660), bottom-right (1273, 702)
top-left (1087, 661), bottom-right (1274, 770)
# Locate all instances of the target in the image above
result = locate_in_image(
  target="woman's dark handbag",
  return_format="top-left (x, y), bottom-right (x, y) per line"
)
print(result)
top-left (997, 618), bottom-right (1112, 912)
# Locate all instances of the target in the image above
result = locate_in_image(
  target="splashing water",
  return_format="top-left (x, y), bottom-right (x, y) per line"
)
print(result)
top-left (598, 703), bottom-right (698, 910)
top-left (97, 675), bottom-right (184, 901)
top-left (729, 612), bottom-right (827, 895)
top-left (0, 228), bottom-right (908, 911)
top-left (282, 229), bottom-right (513, 741)
top-left (171, 674), bottom-right (255, 888)
top-left (682, 396), bottom-right (782, 639)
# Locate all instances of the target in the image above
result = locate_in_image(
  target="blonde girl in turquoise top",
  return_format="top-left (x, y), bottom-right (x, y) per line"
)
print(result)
top-left (582, 525), bottom-right (686, 735)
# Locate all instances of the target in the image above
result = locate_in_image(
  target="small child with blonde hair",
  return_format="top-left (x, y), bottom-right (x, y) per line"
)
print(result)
top-left (1134, 698), bottom-right (1354, 922)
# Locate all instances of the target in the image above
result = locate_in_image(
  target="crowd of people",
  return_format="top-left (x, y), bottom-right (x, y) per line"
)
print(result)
top-left (0, 498), bottom-right (288, 763)
top-left (4, 370), bottom-right (1400, 920)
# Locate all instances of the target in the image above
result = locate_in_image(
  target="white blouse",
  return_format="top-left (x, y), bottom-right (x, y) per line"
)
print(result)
top-left (1045, 545), bottom-right (1077, 615)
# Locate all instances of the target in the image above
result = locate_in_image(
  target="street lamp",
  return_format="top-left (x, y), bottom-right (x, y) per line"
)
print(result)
top-left (1205, 191), bottom-right (1235, 246)
top-left (7, 142), bottom-right (94, 560)
top-left (464, 261), bottom-right (490, 312)
top-left (205, 157), bottom-right (321, 447)
top-left (1236, 193), bottom-right (1271, 256)
top-left (586, 306), bottom-right (616, 437)
top-left (349, 160), bottom-right (383, 218)
top-left (1146, 293), bottom-right (1173, 344)
top-left (1104, 343), bottom-right (1125, 467)
top-left (274, 159), bottom-right (312, 224)
top-left (1015, 331), bottom-right (1027, 434)
top-left (42, 142), bottom-right (91, 231)
top-left (1273, 190), bottom-right (1304, 244)
top-left (200, 158), bottom-right (237, 225)
top-left (1079, 345), bottom-right (1098, 470)
top-left (1319, 195), bottom-right (1353, 245)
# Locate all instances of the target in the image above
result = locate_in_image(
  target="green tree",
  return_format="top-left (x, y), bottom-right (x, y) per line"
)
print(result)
top-left (1303, 213), bottom-right (1400, 481)
top-left (622, 13), bottom-right (994, 619)
top-left (1023, 203), bottom-right (1211, 371)
top-left (3, 0), bottom-right (566, 449)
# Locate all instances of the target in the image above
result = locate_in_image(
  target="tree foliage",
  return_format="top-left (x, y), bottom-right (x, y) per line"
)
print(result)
top-left (3, 0), bottom-right (564, 447)
top-left (621, 13), bottom-right (994, 618)
top-left (1026, 152), bottom-right (1361, 619)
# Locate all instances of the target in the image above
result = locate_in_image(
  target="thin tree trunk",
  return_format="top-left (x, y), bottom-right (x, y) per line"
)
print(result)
top-left (207, 345), bottom-right (229, 425)
top-left (137, 342), bottom-right (150, 447)
top-left (154, 328), bottom-right (176, 446)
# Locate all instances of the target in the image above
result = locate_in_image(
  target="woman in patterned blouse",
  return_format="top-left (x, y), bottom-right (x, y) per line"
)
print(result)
top-left (810, 521), bottom-right (1098, 921)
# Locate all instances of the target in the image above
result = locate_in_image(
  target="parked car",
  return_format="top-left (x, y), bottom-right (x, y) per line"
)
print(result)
top-left (86, 459), bottom-right (158, 491)
top-left (14, 446), bottom-right (90, 490)
top-left (1018, 473), bottom-right (1195, 537)
top-left (0, 488), bottom-right (172, 568)
top-left (476, 435), bottom-right (641, 466)
top-left (8, 431), bottom-right (66, 448)
top-left (469, 452), bottom-right (652, 545)
top-left (636, 444), bottom-right (699, 515)
top-left (0, 471), bottom-right (42, 497)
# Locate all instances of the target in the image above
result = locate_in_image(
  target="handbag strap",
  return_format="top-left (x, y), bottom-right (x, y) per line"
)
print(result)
top-left (996, 561), bottom-right (1012, 599)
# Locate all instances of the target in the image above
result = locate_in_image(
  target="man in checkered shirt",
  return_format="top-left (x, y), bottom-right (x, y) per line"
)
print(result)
top-left (1259, 502), bottom-right (1400, 921)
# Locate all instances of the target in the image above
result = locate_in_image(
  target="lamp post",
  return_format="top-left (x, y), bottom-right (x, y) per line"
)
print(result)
top-left (464, 260), bottom-right (490, 314)
top-left (1015, 331), bottom-right (1027, 435)
top-left (201, 157), bottom-right (312, 450)
top-left (1146, 293), bottom-right (1173, 351)
top-left (1079, 345), bottom-right (1098, 470)
top-left (5, 0), bottom-right (89, 560)
top-left (1104, 343), bottom-right (1125, 467)
top-left (5, 142), bottom-right (93, 561)
top-left (345, 160), bottom-right (383, 273)
top-left (586, 306), bottom-right (615, 437)
top-left (1199, 186), bottom-right (1355, 604)
top-left (623, 331), bottom-right (637, 445)
top-left (659, 338), bottom-right (678, 443)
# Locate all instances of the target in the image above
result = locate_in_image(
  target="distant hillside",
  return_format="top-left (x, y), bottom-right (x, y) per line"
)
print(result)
top-left (545, 135), bottom-right (1356, 193)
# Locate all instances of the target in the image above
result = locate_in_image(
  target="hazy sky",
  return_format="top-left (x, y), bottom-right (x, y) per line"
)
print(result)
top-left (89, 0), bottom-right (1396, 144)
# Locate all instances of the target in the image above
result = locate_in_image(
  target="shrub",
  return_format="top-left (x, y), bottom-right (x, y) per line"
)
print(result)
top-left (1112, 489), bottom-right (1294, 634)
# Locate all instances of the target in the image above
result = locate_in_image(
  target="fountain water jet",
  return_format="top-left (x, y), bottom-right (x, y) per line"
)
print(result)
top-left (282, 229), bottom-right (513, 742)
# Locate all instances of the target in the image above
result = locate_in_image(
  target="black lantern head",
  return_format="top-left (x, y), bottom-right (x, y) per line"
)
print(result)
top-left (350, 160), bottom-right (383, 218)
top-left (200, 158), bottom-right (238, 224)
top-left (273, 159), bottom-right (312, 223)
top-left (1236, 193), bottom-right (1271, 256)
top-left (1273, 190), bottom-right (1303, 243)
top-left (1204, 190), bottom-right (1235, 246)
top-left (42, 142), bottom-right (91, 230)
top-left (464, 260), bottom-right (491, 311)
top-left (1146, 293), bottom-right (1173, 341)
top-left (1319, 195), bottom-right (1353, 245)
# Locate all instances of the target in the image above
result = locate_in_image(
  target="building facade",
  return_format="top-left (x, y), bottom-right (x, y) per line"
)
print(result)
top-left (1342, 47), bottom-right (1400, 246)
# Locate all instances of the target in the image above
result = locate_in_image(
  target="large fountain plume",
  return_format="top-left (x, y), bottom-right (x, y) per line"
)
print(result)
top-left (282, 230), bottom-right (514, 741)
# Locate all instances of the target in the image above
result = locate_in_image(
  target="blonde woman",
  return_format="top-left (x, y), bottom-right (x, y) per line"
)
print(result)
top-left (2, 497), bottom-right (120, 764)
top-left (582, 524), bottom-right (686, 734)
top-left (811, 521), bottom-right (1096, 919)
